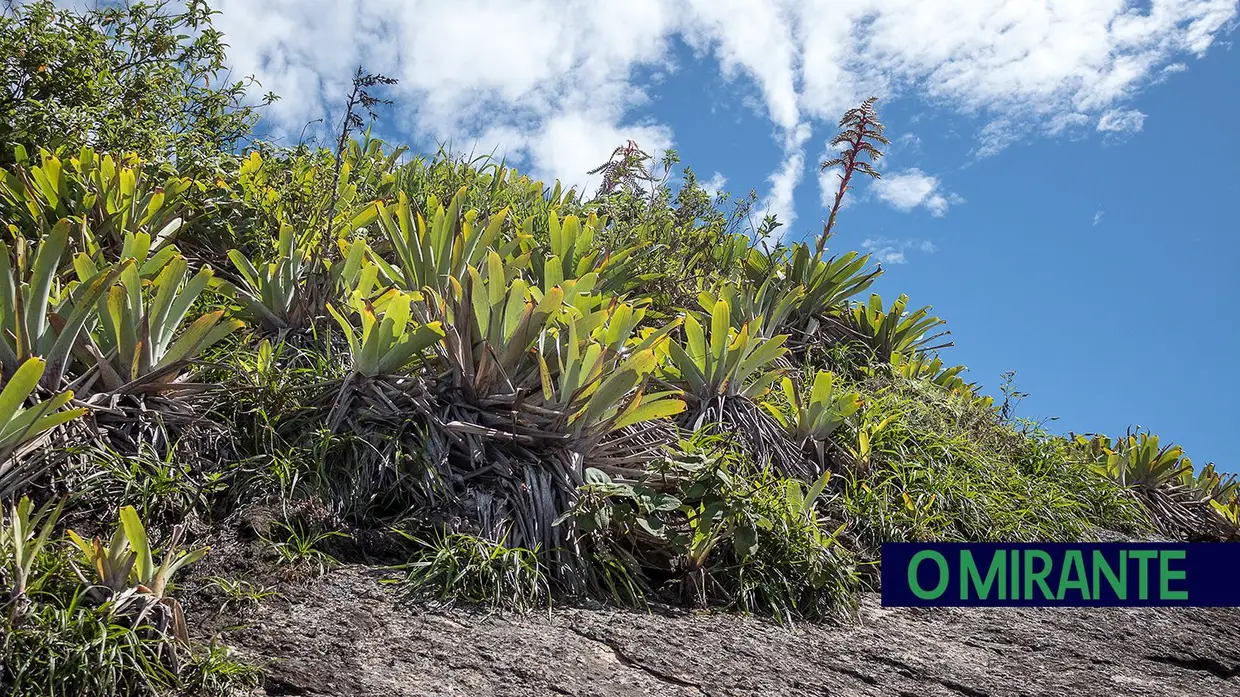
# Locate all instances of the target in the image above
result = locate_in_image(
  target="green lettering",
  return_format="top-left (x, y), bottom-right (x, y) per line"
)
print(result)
top-left (1092, 550), bottom-right (1126, 600)
top-left (1129, 550), bottom-right (1158, 600)
top-left (1056, 550), bottom-right (1090, 600)
top-left (908, 551), bottom-right (949, 600)
top-left (961, 550), bottom-right (1006, 600)
top-left (1011, 548), bottom-right (1020, 599)
top-left (1023, 550), bottom-right (1054, 600)
top-left (1159, 550), bottom-right (1188, 601)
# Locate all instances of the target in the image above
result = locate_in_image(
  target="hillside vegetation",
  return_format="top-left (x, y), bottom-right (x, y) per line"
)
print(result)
top-left (0, 2), bottom-right (1236, 695)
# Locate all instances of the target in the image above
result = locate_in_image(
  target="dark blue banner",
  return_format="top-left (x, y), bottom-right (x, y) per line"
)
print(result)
top-left (881, 542), bottom-right (1240, 607)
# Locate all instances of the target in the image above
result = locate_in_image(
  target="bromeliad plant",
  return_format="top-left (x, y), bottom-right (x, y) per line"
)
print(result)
top-left (0, 219), bottom-right (127, 386)
top-left (322, 278), bottom-right (445, 432)
top-left (663, 298), bottom-right (808, 476)
top-left (533, 305), bottom-right (686, 466)
top-left (67, 506), bottom-right (208, 644)
top-left (665, 297), bottom-right (789, 402)
top-left (764, 370), bottom-right (862, 471)
top-left (1084, 432), bottom-right (1193, 491)
top-left (697, 278), bottom-right (804, 340)
top-left (0, 146), bottom-right (192, 251)
top-left (433, 250), bottom-right (578, 404)
top-left (327, 289), bottom-right (445, 379)
top-left (71, 237), bottom-right (243, 396)
top-left (0, 358), bottom-right (88, 497)
top-left (524, 210), bottom-right (645, 297)
top-left (220, 223), bottom-right (313, 333)
top-left (889, 352), bottom-right (977, 396)
top-left (1077, 431), bottom-right (1238, 539)
top-left (1, 496), bottom-right (65, 622)
top-left (371, 187), bottom-right (525, 299)
top-left (744, 242), bottom-right (882, 333)
top-left (850, 293), bottom-right (951, 361)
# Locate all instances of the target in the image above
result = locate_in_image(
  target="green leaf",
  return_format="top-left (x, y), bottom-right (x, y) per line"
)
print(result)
top-left (0, 358), bottom-right (46, 428)
top-left (119, 506), bottom-right (153, 586)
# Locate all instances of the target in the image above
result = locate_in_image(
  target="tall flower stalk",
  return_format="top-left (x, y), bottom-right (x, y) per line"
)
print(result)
top-left (816, 97), bottom-right (889, 261)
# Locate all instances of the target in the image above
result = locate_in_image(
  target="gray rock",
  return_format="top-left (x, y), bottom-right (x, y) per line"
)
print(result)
top-left (213, 565), bottom-right (1239, 697)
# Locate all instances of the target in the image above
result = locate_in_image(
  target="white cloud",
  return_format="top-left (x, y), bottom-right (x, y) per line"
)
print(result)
top-left (1047, 112), bottom-right (1091, 136)
top-left (871, 168), bottom-right (963, 217)
top-left (682, 0), bottom-right (801, 131)
top-left (975, 119), bottom-right (1025, 159)
top-left (861, 237), bottom-right (939, 265)
top-left (1093, 210), bottom-right (1105, 226)
top-left (703, 171), bottom-right (728, 198)
top-left (478, 114), bottom-right (673, 194)
top-left (187, 0), bottom-right (1235, 221)
top-left (1097, 108), bottom-right (1148, 134)
top-left (762, 123), bottom-right (812, 233)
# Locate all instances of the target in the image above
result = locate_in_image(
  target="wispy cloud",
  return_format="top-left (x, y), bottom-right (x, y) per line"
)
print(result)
top-left (762, 123), bottom-right (812, 231)
top-left (1097, 108), bottom-right (1147, 135)
top-left (189, 0), bottom-right (1235, 219)
top-left (861, 238), bottom-right (939, 265)
top-left (871, 169), bottom-right (964, 217)
top-left (1093, 210), bottom-right (1105, 226)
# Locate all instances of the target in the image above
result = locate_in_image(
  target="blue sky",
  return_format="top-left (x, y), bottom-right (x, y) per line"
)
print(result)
top-left (617, 34), bottom-right (1240, 470)
top-left (203, 0), bottom-right (1239, 468)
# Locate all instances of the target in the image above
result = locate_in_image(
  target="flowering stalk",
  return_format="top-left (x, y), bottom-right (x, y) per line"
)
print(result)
top-left (816, 97), bottom-right (888, 261)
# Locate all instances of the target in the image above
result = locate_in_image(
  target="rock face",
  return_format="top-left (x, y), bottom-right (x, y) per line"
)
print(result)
top-left (216, 565), bottom-right (1239, 697)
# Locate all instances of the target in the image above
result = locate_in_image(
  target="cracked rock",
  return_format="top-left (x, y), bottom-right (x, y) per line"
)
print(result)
top-left (208, 565), bottom-right (1240, 697)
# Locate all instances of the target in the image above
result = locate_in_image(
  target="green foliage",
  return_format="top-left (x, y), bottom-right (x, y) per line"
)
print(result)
top-left (764, 370), bottom-right (862, 468)
top-left (560, 436), bottom-right (859, 623)
top-left (839, 383), bottom-right (1148, 549)
top-left (1, 502), bottom-right (250, 697)
top-left (72, 236), bottom-right (243, 393)
top-left (587, 148), bottom-right (756, 310)
top-left (0, 358), bottom-right (83, 453)
top-left (890, 352), bottom-right (975, 395)
top-left (66, 442), bottom-right (217, 526)
top-left (1, 147), bottom-right (192, 251)
top-left (0, 496), bottom-right (64, 620)
top-left (698, 277), bottom-right (804, 339)
top-left (0, 0), bottom-right (1221, 651)
top-left (0, 220), bottom-right (127, 384)
top-left (0, 0), bottom-right (270, 166)
top-left (1083, 431), bottom-right (1193, 491)
top-left (327, 289), bottom-right (445, 377)
top-left (537, 305), bottom-right (685, 448)
top-left (526, 210), bottom-right (646, 296)
top-left (393, 531), bottom-right (548, 611)
top-left (2, 595), bottom-right (258, 697)
top-left (203, 575), bottom-right (278, 614)
top-left (1076, 431), bottom-right (1239, 537)
top-left (665, 297), bottom-right (789, 401)
top-left (219, 223), bottom-right (313, 333)
top-left (850, 293), bottom-right (951, 360)
top-left (372, 187), bottom-right (520, 299)
top-left (743, 241), bottom-right (882, 334)
top-left (715, 469), bottom-right (858, 623)
top-left (66, 506), bottom-right (208, 642)
top-left (0, 358), bottom-right (87, 497)
top-left (265, 521), bottom-right (345, 577)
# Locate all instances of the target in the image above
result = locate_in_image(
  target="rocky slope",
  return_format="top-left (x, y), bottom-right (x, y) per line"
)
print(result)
top-left (204, 565), bottom-right (1240, 697)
